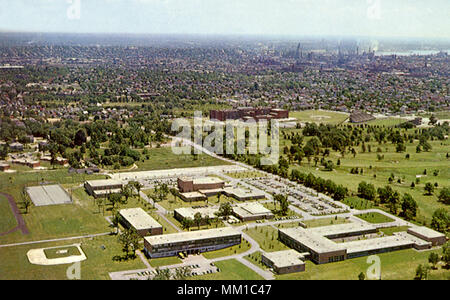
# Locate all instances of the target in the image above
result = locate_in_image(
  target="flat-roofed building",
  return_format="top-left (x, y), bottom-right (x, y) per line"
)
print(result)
top-left (174, 206), bottom-right (219, 225)
top-left (144, 227), bottom-right (241, 258)
top-left (279, 227), bottom-right (347, 264)
top-left (0, 162), bottom-right (10, 171)
top-left (342, 232), bottom-right (431, 258)
top-left (178, 191), bottom-right (208, 202)
top-left (407, 226), bottom-right (447, 246)
top-left (261, 250), bottom-right (307, 274)
top-left (119, 208), bottom-right (163, 237)
top-left (84, 179), bottom-right (123, 198)
top-left (178, 177), bottom-right (225, 193)
top-left (222, 187), bottom-right (265, 201)
top-left (233, 202), bottom-right (274, 222)
top-left (308, 223), bottom-right (378, 239)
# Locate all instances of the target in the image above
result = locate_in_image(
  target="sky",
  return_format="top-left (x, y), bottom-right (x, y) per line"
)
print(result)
top-left (0, 0), bottom-right (449, 39)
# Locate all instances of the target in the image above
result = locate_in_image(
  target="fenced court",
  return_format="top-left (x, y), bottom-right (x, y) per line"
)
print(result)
top-left (25, 184), bottom-right (72, 206)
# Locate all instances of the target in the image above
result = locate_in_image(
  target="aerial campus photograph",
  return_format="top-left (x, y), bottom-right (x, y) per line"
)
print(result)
top-left (0, 0), bottom-right (449, 288)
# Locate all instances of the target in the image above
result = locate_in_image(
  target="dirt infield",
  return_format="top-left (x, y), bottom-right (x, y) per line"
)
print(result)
top-left (0, 192), bottom-right (29, 236)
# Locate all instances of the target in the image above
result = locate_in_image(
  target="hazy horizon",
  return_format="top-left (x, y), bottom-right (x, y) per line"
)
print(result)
top-left (0, 0), bottom-right (449, 39)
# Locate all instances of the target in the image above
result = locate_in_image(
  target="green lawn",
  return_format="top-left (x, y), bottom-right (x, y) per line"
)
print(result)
top-left (243, 251), bottom-right (269, 271)
top-left (355, 212), bottom-right (394, 224)
top-left (149, 212), bottom-right (179, 234)
top-left (243, 226), bottom-right (289, 252)
top-left (290, 110), bottom-right (349, 125)
top-left (0, 169), bottom-right (110, 245)
top-left (149, 256), bottom-right (182, 268)
top-left (364, 117), bottom-right (406, 127)
top-left (202, 238), bottom-right (252, 259)
top-left (287, 139), bottom-right (449, 225)
top-left (276, 248), bottom-right (449, 280)
top-left (134, 147), bottom-right (230, 172)
top-left (0, 195), bottom-right (17, 233)
top-left (44, 246), bottom-right (81, 259)
top-left (343, 196), bottom-right (375, 210)
top-left (188, 259), bottom-right (265, 280)
top-left (0, 234), bottom-right (147, 280)
top-left (302, 217), bottom-right (351, 228)
top-left (151, 192), bottom-right (236, 211)
top-left (379, 226), bottom-right (411, 236)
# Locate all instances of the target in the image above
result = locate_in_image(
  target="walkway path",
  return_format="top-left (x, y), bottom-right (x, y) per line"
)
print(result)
top-left (0, 192), bottom-right (29, 236)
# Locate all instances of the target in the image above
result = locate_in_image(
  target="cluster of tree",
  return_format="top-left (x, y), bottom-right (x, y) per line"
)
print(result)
top-left (415, 243), bottom-right (450, 280)
top-left (290, 169), bottom-right (348, 201)
top-left (273, 194), bottom-right (289, 216)
top-left (117, 227), bottom-right (141, 259)
top-left (357, 182), bottom-right (418, 219)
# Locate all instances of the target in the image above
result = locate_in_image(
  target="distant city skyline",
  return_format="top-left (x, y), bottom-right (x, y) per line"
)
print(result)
top-left (0, 0), bottom-right (449, 39)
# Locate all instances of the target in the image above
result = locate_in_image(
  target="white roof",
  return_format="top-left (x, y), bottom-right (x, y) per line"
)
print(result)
top-left (192, 177), bottom-right (224, 185)
top-left (233, 202), bottom-right (273, 217)
top-left (341, 233), bottom-right (420, 254)
top-left (174, 206), bottom-right (219, 220)
top-left (263, 250), bottom-right (306, 268)
top-left (407, 226), bottom-right (446, 239)
top-left (280, 227), bottom-right (346, 253)
top-left (119, 208), bottom-right (162, 230)
top-left (145, 227), bottom-right (240, 246)
top-left (86, 179), bottom-right (123, 187)
top-left (308, 223), bottom-right (377, 237)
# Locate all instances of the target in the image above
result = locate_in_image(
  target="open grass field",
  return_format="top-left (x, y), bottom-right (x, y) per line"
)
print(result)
top-left (148, 256), bottom-right (182, 268)
top-left (302, 217), bottom-right (351, 228)
top-left (149, 192), bottom-right (236, 211)
top-left (243, 226), bottom-right (289, 252)
top-left (243, 251), bottom-right (269, 271)
top-left (287, 139), bottom-right (449, 225)
top-left (364, 117), bottom-right (407, 127)
top-left (187, 259), bottom-right (265, 280)
top-left (343, 196), bottom-right (375, 210)
top-left (135, 147), bottom-right (230, 171)
top-left (0, 194), bottom-right (17, 234)
top-left (355, 212), bottom-right (395, 224)
top-left (201, 238), bottom-right (252, 259)
top-left (44, 246), bottom-right (81, 259)
top-left (291, 110), bottom-right (349, 125)
top-left (0, 234), bottom-right (147, 280)
top-left (0, 169), bottom-right (109, 245)
top-left (276, 248), bottom-right (449, 280)
top-left (148, 212), bottom-right (179, 234)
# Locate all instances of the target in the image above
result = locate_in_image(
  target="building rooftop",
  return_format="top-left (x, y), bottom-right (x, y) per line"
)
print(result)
top-left (233, 202), bottom-right (273, 217)
top-left (223, 187), bottom-right (265, 199)
top-left (192, 177), bottom-right (224, 185)
top-left (407, 226), bottom-right (446, 239)
top-left (308, 222), bottom-right (377, 238)
top-left (179, 191), bottom-right (207, 199)
top-left (119, 208), bottom-right (162, 230)
top-left (340, 232), bottom-right (428, 255)
top-left (174, 206), bottom-right (219, 220)
top-left (85, 179), bottom-right (123, 187)
top-left (263, 250), bottom-right (306, 268)
top-left (280, 227), bottom-right (346, 253)
top-left (145, 227), bottom-right (241, 246)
